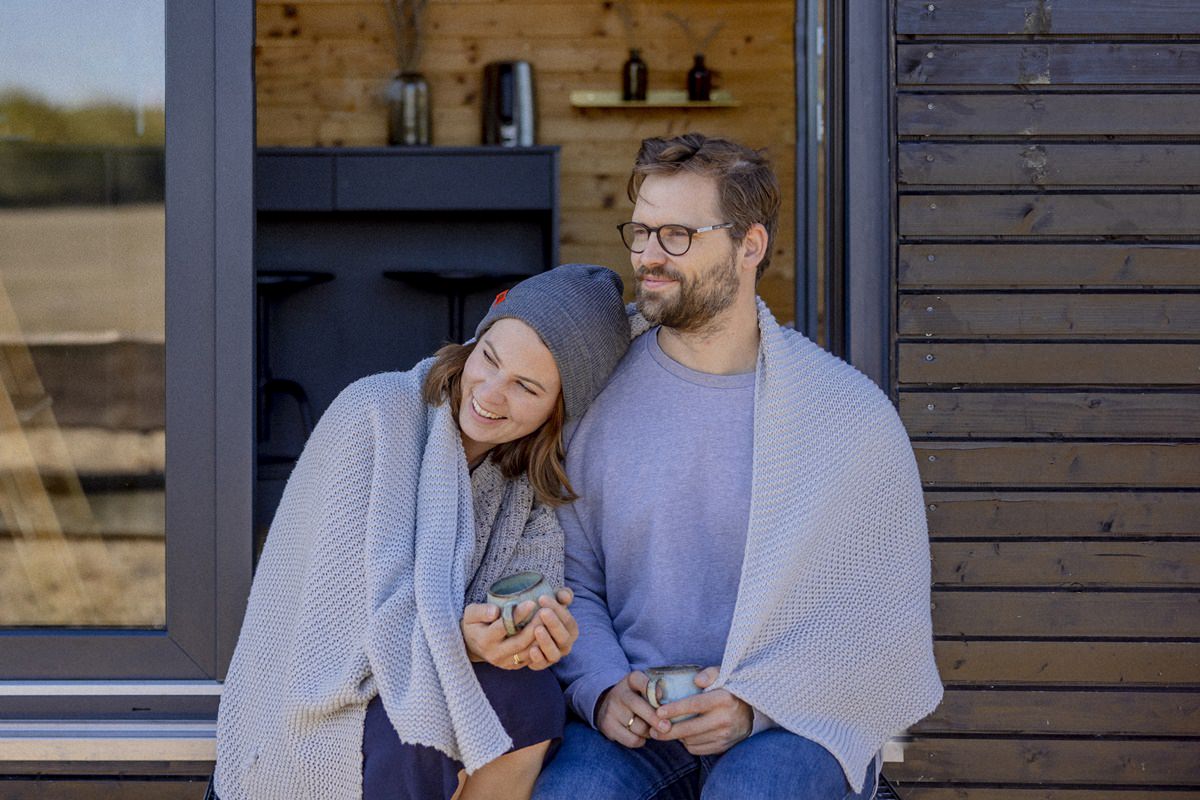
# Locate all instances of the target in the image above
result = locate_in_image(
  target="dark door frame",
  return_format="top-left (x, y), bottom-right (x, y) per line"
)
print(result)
top-left (1, 0), bottom-right (254, 691)
top-left (796, 0), bottom-right (891, 392)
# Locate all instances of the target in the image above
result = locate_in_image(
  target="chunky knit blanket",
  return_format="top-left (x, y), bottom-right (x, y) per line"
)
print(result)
top-left (214, 362), bottom-right (563, 800)
top-left (627, 301), bottom-right (943, 793)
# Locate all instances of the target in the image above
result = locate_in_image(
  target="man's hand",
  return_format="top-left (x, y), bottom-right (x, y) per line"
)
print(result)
top-left (648, 667), bottom-right (753, 755)
top-left (596, 671), bottom-right (659, 748)
top-left (460, 588), bottom-right (578, 671)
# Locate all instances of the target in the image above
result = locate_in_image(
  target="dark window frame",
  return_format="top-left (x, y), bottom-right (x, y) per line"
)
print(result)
top-left (798, 0), bottom-right (890, 387)
top-left (1, 0), bottom-right (254, 689)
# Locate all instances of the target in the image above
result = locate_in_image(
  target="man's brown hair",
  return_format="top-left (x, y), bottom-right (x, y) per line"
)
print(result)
top-left (421, 341), bottom-right (576, 507)
top-left (627, 132), bottom-right (781, 280)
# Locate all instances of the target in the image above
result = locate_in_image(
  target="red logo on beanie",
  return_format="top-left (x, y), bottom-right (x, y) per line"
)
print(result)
top-left (493, 289), bottom-right (509, 305)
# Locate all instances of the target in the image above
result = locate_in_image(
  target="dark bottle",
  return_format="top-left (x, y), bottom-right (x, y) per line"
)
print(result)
top-left (622, 48), bottom-right (648, 101)
top-left (687, 53), bottom-right (712, 102)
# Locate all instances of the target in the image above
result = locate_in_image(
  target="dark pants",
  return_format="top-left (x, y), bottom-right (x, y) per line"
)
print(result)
top-left (362, 661), bottom-right (566, 800)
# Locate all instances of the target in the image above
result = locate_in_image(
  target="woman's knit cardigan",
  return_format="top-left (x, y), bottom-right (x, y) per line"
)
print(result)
top-left (214, 361), bottom-right (563, 800)
top-left (626, 301), bottom-right (944, 793)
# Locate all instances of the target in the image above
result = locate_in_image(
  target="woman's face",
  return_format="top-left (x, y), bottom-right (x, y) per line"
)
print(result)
top-left (458, 318), bottom-right (562, 464)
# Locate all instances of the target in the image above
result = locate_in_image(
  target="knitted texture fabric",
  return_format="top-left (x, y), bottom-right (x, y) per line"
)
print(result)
top-left (214, 361), bottom-right (563, 800)
top-left (474, 263), bottom-right (630, 420)
top-left (623, 300), bottom-right (943, 793)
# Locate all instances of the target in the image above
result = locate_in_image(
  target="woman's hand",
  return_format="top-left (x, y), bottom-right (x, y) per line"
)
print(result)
top-left (460, 588), bottom-right (578, 671)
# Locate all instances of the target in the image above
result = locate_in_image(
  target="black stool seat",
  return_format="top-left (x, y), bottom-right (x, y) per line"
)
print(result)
top-left (384, 269), bottom-right (531, 343)
top-left (257, 269), bottom-right (335, 295)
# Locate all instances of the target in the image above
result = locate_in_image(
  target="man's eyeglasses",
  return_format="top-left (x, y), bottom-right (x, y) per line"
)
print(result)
top-left (616, 221), bottom-right (735, 257)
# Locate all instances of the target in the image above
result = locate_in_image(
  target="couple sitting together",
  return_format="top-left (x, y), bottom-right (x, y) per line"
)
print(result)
top-left (213, 133), bottom-right (943, 800)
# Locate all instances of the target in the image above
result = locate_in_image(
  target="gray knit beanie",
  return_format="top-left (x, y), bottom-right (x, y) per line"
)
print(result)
top-left (474, 264), bottom-right (630, 420)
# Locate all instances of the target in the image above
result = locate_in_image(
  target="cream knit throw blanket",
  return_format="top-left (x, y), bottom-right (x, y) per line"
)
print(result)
top-left (627, 300), bottom-right (943, 793)
top-left (215, 362), bottom-right (563, 800)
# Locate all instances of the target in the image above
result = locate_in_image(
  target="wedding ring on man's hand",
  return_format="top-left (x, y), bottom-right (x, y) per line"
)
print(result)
top-left (513, 653), bottom-right (522, 666)
top-left (625, 716), bottom-right (635, 729)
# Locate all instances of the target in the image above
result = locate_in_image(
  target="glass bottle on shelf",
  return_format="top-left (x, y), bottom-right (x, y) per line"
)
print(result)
top-left (386, 71), bottom-right (431, 146)
top-left (687, 53), bottom-right (712, 101)
top-left (622, 49), bottom-right (648, 101)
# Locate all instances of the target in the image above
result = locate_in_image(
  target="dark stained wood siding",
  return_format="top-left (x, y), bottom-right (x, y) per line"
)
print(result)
top-left (890, 1), bottom-right (1200, 795)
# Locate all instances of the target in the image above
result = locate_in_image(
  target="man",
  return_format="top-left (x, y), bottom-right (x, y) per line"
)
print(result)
top-left (532, 133), bottom-right (943, 799)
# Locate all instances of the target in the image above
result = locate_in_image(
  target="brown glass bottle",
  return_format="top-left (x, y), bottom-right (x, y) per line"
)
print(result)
top-left (622, 49), bottom-right (648, 101)
top-left (687, 54), bottom-right (711, 101)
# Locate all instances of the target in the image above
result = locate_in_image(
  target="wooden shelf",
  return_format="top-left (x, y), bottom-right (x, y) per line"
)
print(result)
top-left (569, 90), bottom-right (739, 109)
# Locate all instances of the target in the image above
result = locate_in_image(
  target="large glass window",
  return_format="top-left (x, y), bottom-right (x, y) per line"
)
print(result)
top-left (0, 1), bottom-right (166, 627)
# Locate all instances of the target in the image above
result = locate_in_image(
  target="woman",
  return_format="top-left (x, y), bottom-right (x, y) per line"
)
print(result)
top-left (213, 264), bottom-right (630, 800)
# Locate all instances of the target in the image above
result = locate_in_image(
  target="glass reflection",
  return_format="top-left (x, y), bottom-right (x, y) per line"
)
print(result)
top-left (0, 1), bottom-right (166, 627)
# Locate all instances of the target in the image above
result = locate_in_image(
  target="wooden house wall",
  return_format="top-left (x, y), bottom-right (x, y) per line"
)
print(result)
top-left (890, 1), bottom-right (1200, 797)
top-left (253, 0), bottom-right (798, 321)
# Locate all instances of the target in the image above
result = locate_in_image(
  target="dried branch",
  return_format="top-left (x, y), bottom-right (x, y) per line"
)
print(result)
top-left (614, 0), bottom-right (637, 48)
top-left (386, 0), bottom-right (429, 73)
top-left (665, 12), bottom-right (724, 55)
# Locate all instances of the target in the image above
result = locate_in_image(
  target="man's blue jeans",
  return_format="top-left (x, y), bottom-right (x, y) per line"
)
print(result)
top-left (532, 720), bottom-right (878, 800)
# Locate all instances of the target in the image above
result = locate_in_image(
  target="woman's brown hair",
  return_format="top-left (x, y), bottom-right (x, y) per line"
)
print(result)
top-left (421, 340), bottom-right (577, 507)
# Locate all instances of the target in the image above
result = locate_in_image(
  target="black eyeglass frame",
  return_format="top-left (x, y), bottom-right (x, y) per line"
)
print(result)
top-left (616, 221), bottom-right (737, 256)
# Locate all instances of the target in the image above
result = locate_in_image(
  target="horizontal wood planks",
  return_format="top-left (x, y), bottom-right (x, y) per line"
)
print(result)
top-left (253, 0), bottom-right (798, 321)
top-left (897, 0), bottom-right (1200, 36)
top-left (935, 640), bottom-right (1200, 685)
top-left (915, 689), bottom-right (1200, 735)
top-left (899, 244), bottom-right (1200, 289)
top-left (900, 93), bottom-right (1200, 137)
top-left (893, 1), bottom-right (1200, 793)
top-left (889, 739), bottom-right (1200, 785)
top-left (931, 541), bottom-right (1200, 587)
top-left (901, 391), bottom-right (1200, 438)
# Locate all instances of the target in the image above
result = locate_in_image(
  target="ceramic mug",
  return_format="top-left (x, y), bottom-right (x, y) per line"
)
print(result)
top-left (644, 664), bottom-right (703, 722)
top-left (487, 571), bottom-right (554, 636)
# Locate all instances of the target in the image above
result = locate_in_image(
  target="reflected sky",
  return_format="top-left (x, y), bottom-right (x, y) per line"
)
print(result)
top-left (0, 0), bottom-right (164, 107)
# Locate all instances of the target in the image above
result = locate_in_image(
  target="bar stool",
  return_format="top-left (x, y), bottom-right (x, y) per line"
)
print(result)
top-left (383, 269), bottom-right (531, 343)
top-left (256, 269), bottom-right (334, 462)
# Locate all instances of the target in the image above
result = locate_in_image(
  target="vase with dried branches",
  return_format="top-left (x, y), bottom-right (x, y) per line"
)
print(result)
top-left (384, 0), bottom-right (431, 145)
top-left (665, 13), bottom-right (724, 101)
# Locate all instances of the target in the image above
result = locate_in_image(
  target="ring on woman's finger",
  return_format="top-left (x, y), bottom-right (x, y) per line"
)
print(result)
top-left (513, 653), bottom-right (522, 666)
top-left (625, 716), bottom-right (635, 729)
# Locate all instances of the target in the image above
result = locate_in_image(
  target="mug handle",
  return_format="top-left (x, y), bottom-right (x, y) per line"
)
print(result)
top-left (645, 676), bottom-right (663, 709)
top-left (501, 602), bottom-right (519, 637)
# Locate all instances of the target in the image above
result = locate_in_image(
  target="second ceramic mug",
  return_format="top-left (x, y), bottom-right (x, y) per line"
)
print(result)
top-left (644, 664), bottom-right (703, 722)
top-left (487, 571), bottom-right (554, 636)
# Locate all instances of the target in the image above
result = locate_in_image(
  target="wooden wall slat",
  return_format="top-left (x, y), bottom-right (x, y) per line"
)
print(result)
top-left (898, 343), bottom-right (1200, 385)
top-left (888, 739), bottom-right (1200, 785)
top-left (924, 491), bottom-right (1200, 537)
top-left (916, 442), bottom-right (1200, 488)
top-left (896, 790), bottom-right (1200, 800)
top-left (935, 640), bottom-right (1200, 685)
top-left (899, 144), bottom-right (1200, 187)
top-left (898, 44), bottom-right (1200, 86)
top-left (932, 590), bottom-right (1200, 637)
top-left (258, 1), bottom-right (795, 41)
top-left (899, 294), bottom-right (1200, 339)
top-left (896, 0), bottom-right (1200, 36)
top-left (899, 245), bottom-right (1200, 289)
top-left (931, 541), bottom-right (1200, 587)
top-left (900, 194), bottom-right (1200, 237)
top-left (914, 689), bottom-right (1200, 735)
top-left (898, 93), bottom-right (1200, 137)
top-left (901, 391), bottom-right (1200, 438)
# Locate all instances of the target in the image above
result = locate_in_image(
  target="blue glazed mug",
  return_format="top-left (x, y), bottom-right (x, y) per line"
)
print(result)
top-left (487, 571), bottom-right (554, 636)
top-left (644, 664), bottom-right (703, 722)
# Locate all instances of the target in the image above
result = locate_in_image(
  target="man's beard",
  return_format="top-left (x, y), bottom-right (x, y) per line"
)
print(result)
top-left (634, 252), bottom-right (740, 334)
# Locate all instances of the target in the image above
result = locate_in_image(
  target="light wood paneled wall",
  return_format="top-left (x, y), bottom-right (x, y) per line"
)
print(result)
top-left (255, 0), bottom-right (797, 321)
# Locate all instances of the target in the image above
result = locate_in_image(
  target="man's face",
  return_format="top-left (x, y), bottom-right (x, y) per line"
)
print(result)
top-left (630, 172), bottom-right (742, 334)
